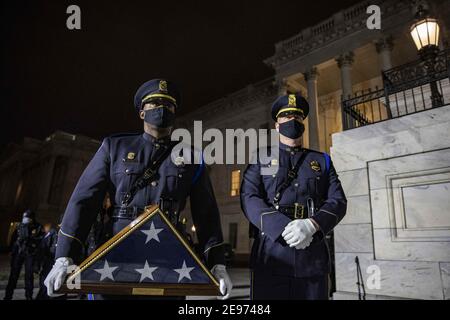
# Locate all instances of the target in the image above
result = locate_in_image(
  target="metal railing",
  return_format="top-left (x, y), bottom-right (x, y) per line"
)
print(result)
top-left (342, 49), bottom-right (450, 130)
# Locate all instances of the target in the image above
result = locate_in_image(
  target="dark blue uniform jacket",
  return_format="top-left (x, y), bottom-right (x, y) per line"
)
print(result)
top-left (56, 132), bottom-right (225, 267)
top-left (240, 144), bottom-right (346, 277)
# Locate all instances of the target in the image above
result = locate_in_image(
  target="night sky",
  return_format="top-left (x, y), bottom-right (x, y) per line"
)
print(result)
top-left (1, 0), bottom-right (361, 148)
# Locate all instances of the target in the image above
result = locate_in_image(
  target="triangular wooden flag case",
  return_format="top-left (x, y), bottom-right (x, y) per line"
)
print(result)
top-left (59, 205), bottom-right (220, 296)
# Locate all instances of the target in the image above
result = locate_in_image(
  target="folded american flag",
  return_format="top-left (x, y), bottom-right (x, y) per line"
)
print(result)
top-left (64, 205), bottom-right (219, 296)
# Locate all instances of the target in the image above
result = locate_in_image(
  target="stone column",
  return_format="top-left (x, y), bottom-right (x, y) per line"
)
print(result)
top-left (274, 78), bottom-right (288, 96)
top-left (336, 51), bottom-right (354, 100)
top-left (375, 36), bottom-right (394, 71)
top-left (304, 67), bottom-right (320, 151)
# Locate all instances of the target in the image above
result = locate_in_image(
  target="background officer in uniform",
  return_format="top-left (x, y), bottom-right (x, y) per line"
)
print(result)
top-left (36, 223), bottom-right (58, 300)
top-left (240, 93), bottom-right (347, 300)
top-left (4, 210), bottom-right (44, 300)
top-left (44, 79), bottom-right (232, 299)
top-left (85, 194), bottom-right (113, 257)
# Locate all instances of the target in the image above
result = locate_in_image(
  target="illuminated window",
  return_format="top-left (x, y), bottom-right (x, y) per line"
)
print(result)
top-left (230, 170), bottom-right (241, 197)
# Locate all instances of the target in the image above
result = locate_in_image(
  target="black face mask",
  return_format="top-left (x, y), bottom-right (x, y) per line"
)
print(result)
top-left (278, 119), bottom-right (305, 139)
top-left (144, 107), bottom-right (175, 128)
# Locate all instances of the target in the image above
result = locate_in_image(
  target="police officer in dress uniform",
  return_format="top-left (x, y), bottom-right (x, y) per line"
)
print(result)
top-left (4, 210), bottom-right (44, 300)
top-left (44, 79), bottom-right (232, 299)
top-left (240, 94), bottom-right (347, 300)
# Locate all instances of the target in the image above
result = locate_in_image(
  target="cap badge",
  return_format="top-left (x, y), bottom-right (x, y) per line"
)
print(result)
top-left (127, 152), bottom-right (136, 160)
top-left (288, 94), bottom-right (296, 107)
top-left (310, 160), bottom-right (321, 172)
top-left (159, 80), bottom-right (168, 93)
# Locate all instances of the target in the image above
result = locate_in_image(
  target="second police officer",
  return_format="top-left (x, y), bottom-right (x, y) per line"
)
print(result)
top-left (240, 93), bottom-right (347, 300)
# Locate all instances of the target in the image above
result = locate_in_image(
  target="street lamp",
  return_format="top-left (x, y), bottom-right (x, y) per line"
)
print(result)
top-left (410, 4), bottom-right (443, 107)
top-left (410, 18), bottom-right (440, 53)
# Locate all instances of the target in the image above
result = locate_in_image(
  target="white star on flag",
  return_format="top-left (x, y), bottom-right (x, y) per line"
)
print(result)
top-left (141, 222), bottom-right (163, 244)
top-left (94, 260), bottom-right (118, 281)
top-left (173, 260), bottom-right (195, 283)
top-left (135, 261), bottom-right (158, 282)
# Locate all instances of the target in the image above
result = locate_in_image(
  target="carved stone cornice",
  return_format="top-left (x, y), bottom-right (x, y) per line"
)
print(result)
top-left (178, 77), bottom-right (277, 124)
top-left (264, 0), bottom-right (413, 69)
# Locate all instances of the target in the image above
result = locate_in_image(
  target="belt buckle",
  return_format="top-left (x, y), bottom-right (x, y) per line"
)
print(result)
top-left (294, 203), bottom-right (304, 219)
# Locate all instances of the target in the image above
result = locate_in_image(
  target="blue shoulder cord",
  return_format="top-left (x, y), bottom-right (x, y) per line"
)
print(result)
top-left (323, 152), bottom-right (331, 174)
top-left (191, 152), bottom-right (205, 185)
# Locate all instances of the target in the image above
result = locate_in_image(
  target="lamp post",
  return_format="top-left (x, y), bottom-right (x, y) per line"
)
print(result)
top-left (410, 4), bottom-right (443, 107)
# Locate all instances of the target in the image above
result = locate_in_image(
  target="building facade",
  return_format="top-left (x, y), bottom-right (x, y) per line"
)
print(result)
top-left (0, 0), bottom-right (448, 299)
top-left (0, 131), bottom-right (100, 249)
top-left (177, 0), bottom-right (450, 298)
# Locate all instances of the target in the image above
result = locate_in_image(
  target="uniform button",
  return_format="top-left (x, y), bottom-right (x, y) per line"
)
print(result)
top-left (291, 151), bottom-right (295, 155)
top-left (151, 181), bottom-right (158, 187)
top-left (272, 174), bottom-right (276, 178)
top-left (294, 183), bottom-right (299, 187)
top-left (178, 174), bottom-right (183, 178)
top-left (155, 143), bottom-right (160, 149)
top-left (125, 169), bottom-right (130, 174)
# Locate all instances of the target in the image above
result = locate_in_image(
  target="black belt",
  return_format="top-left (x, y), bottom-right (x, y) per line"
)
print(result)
top-left (112, 206), bottom-right (145, 219)
top-left (112, 205), bottom-right (180, 225)
top-left (278, 204), bottom-right (307, 219)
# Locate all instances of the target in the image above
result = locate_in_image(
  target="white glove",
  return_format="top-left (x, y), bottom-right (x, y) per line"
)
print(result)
top-left (294, 235), bottom-right (313, 250)
top-left (44, 257), bottom-right (74, 297)
top-left (282, 219), bottom-right (317, 250)
top-left (211, 264), bottom-right (233, 300)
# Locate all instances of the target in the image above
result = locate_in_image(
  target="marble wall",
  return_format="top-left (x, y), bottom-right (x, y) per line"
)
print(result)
top-left (331, 104), bottom-right (450, 300)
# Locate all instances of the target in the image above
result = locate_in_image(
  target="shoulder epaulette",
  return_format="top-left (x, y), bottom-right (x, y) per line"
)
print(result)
top-left (323, 152), bottom-right (331, 173)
